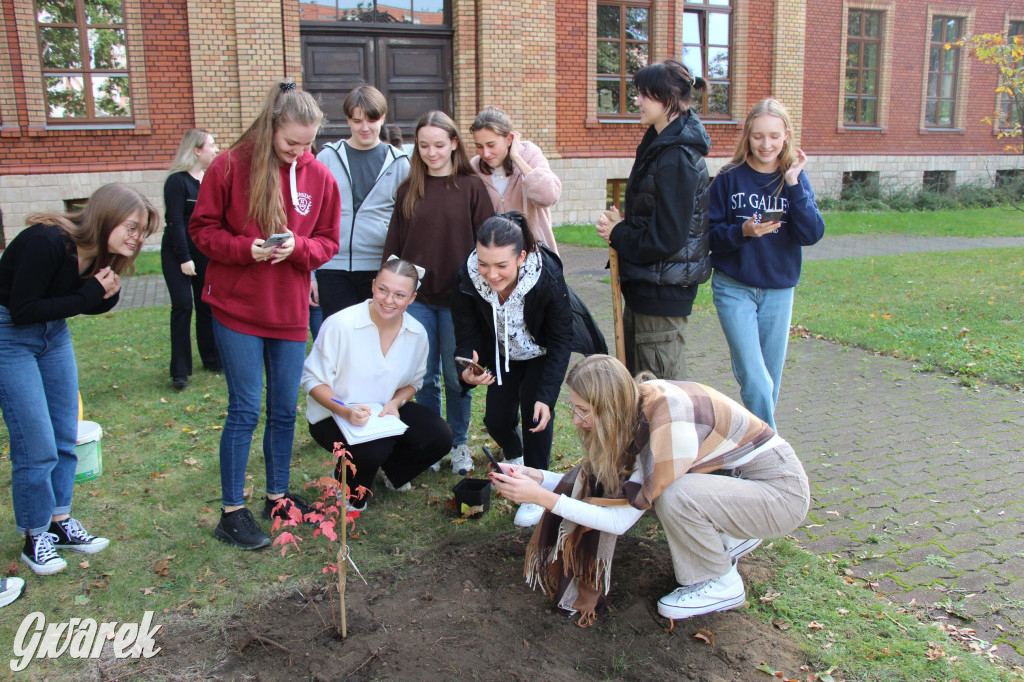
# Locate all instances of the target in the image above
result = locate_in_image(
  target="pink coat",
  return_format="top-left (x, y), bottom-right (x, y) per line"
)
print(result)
top-left (470, 140), bottom-right (561, 253)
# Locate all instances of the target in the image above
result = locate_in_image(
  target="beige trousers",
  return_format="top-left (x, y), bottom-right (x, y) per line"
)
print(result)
top-left (653, 441), bottom-right (810, 585)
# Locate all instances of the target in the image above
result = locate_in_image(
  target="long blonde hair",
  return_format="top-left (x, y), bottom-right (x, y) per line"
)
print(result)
top-left (26, 183), bottom-right (159, 277)
top-left (565, 355), bottom-right (643, 495)
top-left (721, 98), bottom-right (796, 195)
top-left (230, 80), bottom-right (324, 237)
top-left (168, 128), bottom-right (211, 175)
top-left (400, 110), bottom-right (473, 220)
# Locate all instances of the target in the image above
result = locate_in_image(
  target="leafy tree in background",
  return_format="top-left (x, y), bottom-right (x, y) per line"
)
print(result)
top-left (948, 33), bottom-right (1024, 209)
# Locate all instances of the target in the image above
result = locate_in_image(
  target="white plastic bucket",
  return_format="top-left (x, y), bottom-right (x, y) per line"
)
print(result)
top-left (74, 420), bottom-right (103, 483)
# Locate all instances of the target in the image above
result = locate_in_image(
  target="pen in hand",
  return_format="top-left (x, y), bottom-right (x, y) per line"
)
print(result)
top-left (330, 397), bottom-right (367, 415)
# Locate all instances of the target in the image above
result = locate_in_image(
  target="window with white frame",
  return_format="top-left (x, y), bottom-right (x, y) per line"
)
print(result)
top-left (925, 15), bottom-right (963, 127)
top-left (36, 0), bottom-right (133, 122)
top-left (681, 0), bottom-right (731, 118)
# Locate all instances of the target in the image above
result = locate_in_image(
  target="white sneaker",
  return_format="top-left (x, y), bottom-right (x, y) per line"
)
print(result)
top-left (450, 444), bottom-right (474, 475)
top-left (720, 533), bottom-right (762, 560)
top-left (657, 563), bottom-right (745, 620)
top-left (428, 460), bottom-right (442, 473)
top-left (385, 477), bottom-right (412, 492)
top-left (513, 502), bottom-right (545, 527)
top-left (0, 577), bottom-right (26, 608)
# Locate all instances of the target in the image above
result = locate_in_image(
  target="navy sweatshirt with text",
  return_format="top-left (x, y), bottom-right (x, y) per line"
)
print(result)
top-left (708, 163), bottom-right (825, 289)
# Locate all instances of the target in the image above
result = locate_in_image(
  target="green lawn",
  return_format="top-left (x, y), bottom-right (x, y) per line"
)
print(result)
top-left (0, 305), bottom-right (1019, 678)
top-left (553, 207), bottom-right (1024, 247)
top-left (793, 248), bottom-right (1024, 388)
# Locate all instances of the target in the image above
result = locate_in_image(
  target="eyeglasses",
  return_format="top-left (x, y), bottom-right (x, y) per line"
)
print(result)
top-left (562, 400), bottom-right (592, 424)
top-left (122, 222), bottom-right (141, 237)
top-left (373, 284), bottom-right (411, 303)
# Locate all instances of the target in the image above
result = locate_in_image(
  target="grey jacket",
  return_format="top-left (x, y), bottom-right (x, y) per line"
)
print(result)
top-left (316, 141), bottom-right (411, 271)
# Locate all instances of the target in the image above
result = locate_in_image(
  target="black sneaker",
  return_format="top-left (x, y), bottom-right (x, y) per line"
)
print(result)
top-left (21, 532), bottom-right (67, 575)
top-left (262, 493), bottom-right (313, 524)
top-left (172, 376), bottom-right (188, 390)
top-left (49, 517), bottom-right (110, 554)
top-left (214, 508), bottom-right (271, 550)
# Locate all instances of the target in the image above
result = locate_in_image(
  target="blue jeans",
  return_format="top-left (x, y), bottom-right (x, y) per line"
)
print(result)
top-left (711, 271), bottom-right (794, 431)
top-left (213, 320), bottom-right (306, 507)
top-left (407, 301), bottom-right (470, 446)
top-left (0, 305), bottom-right (79, 535)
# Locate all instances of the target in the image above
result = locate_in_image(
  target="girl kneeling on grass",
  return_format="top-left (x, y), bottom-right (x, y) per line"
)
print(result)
top-left (451, 212), bottom-right (573, 528)
top-left (301, 258), bottom-right (453, 510)
top-left (0, 183), bottom-right (159, 576)
top-left (490, 354), bottom-right (810, 625)
top-left (708, 98), bottom-right (825, 431)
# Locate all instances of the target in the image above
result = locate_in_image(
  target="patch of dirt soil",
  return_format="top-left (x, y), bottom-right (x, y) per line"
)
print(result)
top-left (145, 532), bottom-right (809, 681)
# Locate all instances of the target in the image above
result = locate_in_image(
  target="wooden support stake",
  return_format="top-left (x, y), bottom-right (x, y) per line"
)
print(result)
top-left (608, 247), bottom-right (626, 365)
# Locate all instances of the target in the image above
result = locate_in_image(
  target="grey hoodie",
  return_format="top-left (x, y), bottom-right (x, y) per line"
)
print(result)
top-left (316, 141), bottom-right (411, 271)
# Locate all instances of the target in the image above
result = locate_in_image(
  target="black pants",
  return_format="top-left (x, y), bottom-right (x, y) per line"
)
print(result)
top-left (161, 248), bottom-right (219, 378)
top-left (484, 357), bottom-right (554, 470)
top-left (316, 269), bottom-right (376, 320)
top-left (308, 401), bottom-right (452, 493)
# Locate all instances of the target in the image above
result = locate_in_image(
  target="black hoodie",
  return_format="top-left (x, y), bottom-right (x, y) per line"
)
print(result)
top-left (609, 111), bottom-right (711, 317)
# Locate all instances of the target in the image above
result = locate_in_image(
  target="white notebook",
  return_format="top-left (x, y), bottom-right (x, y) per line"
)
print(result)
top-left (332, 403), bottom-right (408, 445)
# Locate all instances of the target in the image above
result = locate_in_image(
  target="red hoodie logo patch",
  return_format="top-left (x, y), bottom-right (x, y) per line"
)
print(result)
top-left (295, 192), bottom-right (312, 216)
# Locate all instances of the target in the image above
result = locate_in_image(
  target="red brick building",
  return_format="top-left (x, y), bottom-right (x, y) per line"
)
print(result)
top-left (2, 0), bottom-right (1022, 242)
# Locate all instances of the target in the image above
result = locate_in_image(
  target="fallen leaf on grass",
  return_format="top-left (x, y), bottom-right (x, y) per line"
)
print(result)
top-left (757, 663), bottom-right (797, 681)
top-left (808, 621), bottom-right (825, 630)
top-left (79, 560), bottom-right (90, 569)
top-left (153, 560), bottom-right (170, 576)
top-left (692, 628), bottom-right (715, 645)
top-left (140, 587), bottom-right (155, 595)
top-left (6, 561), bottom-right (18, 576)
top-left (772, 620), bottom-right (791, 631)
top-left (278, 574), bottom-right (291, 583)
top-left (74, 595), bottom-right (91, 605)
top-left (760, 589), bottom-right (780, 604)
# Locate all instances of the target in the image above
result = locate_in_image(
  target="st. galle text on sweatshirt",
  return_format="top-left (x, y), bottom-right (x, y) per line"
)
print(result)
top-left (708, 162), bottom-right (825, 290)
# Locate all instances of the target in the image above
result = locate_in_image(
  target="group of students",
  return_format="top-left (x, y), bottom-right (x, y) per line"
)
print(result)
top-left (0, 62), bottom-right (822, 622)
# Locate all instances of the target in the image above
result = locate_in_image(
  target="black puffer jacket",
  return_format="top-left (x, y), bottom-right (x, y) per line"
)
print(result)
top-left (451, 245), bottom-right (572, 408)
top-left (610, 111), bottom-right (711, 317)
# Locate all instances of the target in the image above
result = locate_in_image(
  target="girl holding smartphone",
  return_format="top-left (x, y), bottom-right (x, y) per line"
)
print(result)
top-left (382, 111), bottom-right (493, 476)
top-left (190, 80), bottom-right (340, 550)
top-left (451, 212), bottom-right (572, 527)
top-left (708, 98), bottom-right (825, 430)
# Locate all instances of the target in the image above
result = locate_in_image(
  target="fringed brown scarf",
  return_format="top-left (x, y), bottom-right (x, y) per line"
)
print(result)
top-left (522, 464), bottom-right (623, 627)
top-left (523, 381), bottom-right (775, 626)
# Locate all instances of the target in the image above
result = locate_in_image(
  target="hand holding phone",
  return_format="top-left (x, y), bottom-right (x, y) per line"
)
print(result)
top-left (481, 446), bottom-right (502, 472)
top-left (455, 356), bottom-right (486, 375)
top-left (759, 210), bottom-right (784, 223)
top-left (262, 233), bottom-right (291, 249)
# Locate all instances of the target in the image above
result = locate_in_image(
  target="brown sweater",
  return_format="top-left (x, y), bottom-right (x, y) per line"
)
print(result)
top-left (382, 173), bottom-right (494, 306)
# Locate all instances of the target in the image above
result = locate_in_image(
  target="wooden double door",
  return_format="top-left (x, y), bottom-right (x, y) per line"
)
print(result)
top-left (301, 26), bottom-right (453, 147)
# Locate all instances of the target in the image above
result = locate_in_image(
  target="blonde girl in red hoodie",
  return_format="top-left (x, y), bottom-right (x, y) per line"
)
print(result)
top-left (190, 81), bottom-right (340, 550)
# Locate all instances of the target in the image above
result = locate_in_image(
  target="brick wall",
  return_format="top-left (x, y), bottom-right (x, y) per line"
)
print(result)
top-left (1, 0), bottom-right (300, 241)
top-left (802, 0), bottom-right (1015, 155)
top-left (451, 0), bottom-right (558, 154)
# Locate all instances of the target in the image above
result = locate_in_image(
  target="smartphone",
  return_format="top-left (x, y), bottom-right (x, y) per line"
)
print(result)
top-left (760, 211), bottom-right (784, 223)
top-left (481, 446), bottom-right (502, 472)
top-left (455, 356), bottom-right (486, 375)
top-left (262, 233), bottom-right (291, 249)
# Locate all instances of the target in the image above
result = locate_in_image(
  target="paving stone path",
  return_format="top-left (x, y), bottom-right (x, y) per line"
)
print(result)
top-left (118, 234), bottom-right (1024, 663)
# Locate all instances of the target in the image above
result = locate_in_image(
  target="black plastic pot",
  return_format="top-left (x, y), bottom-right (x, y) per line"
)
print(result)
top-left (452, 478), bottom-right (492, 517)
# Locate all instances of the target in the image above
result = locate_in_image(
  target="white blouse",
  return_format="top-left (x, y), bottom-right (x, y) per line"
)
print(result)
top-left (301, 300), bottom-right (428, 424)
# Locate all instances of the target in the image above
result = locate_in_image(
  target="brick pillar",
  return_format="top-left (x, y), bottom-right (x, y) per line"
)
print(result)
top-left (772, 0), bottom-right (806, 146)
top-left (454, 0), bottom-right (558, 155)
top-left (187, 0), bottom-right (243, 141)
